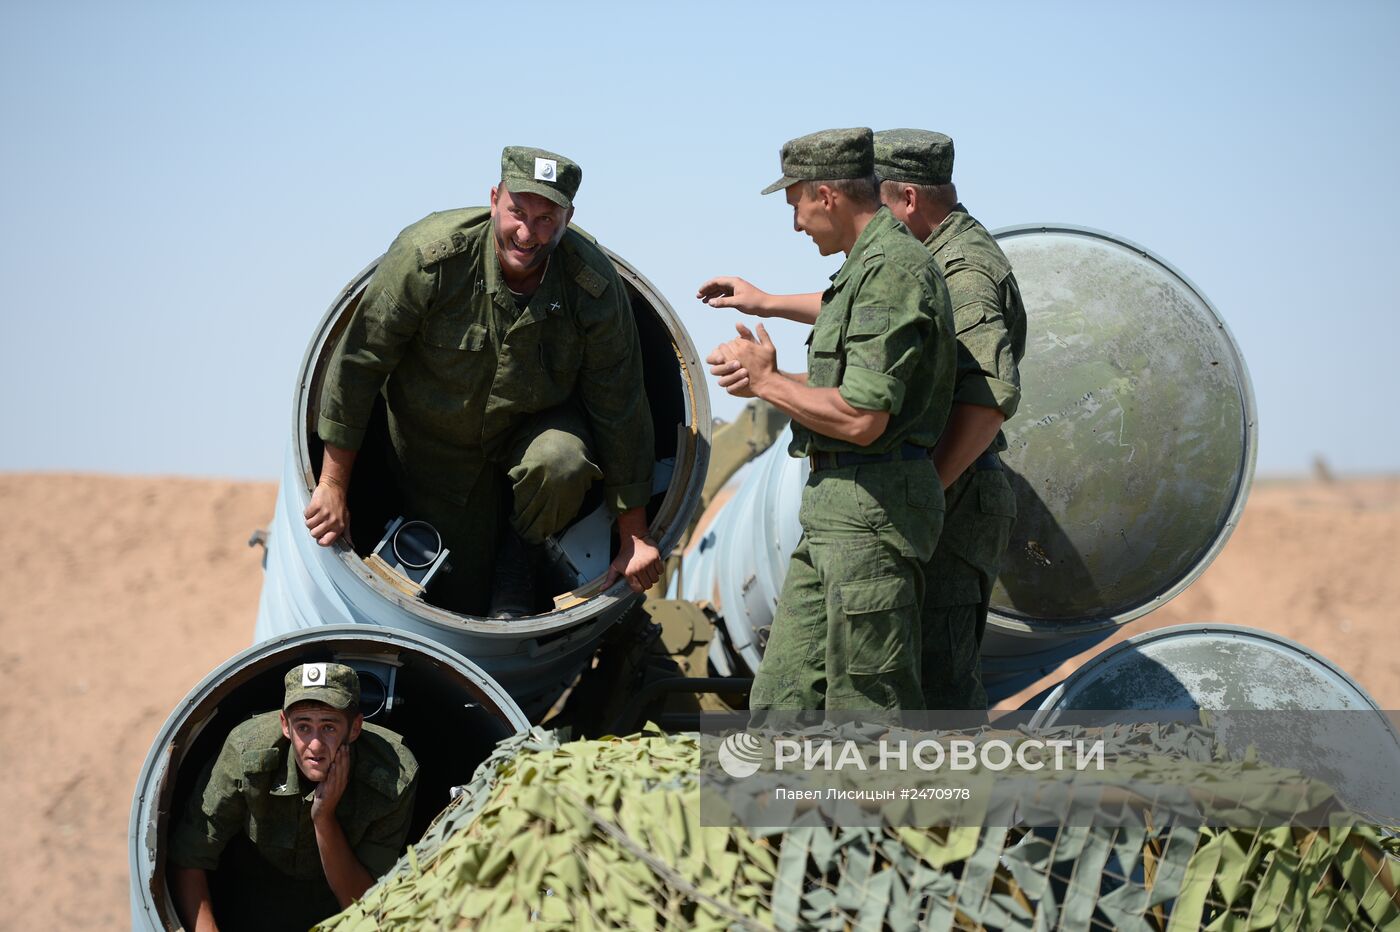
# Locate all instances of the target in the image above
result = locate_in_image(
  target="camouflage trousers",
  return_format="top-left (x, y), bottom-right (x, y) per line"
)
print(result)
top-left (398, 405), bottom-right (602, 615)
top-left (750, 458), bottom-right (944, 711)
top-left (922, 464), bottom-right (1016, 710)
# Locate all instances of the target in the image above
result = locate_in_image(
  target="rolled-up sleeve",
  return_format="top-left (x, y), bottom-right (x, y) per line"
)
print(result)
top-left (317, 234), bottom-right (434, 450)
top-left (837, 268), bottom-right (934, 416)
top-left (946, 266), bottom-right (1021, 419)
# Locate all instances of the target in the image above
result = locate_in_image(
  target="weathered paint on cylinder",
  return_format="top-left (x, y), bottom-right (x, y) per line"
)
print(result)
top-left (988, 225), bottom-right (1256, 635)
top-left (679, 227), bottom-right (1256, 699)
top-left (1030, 624), bottom-right (1400, 821)
top-left (1032, 624), bottom-right (1388, 713)
top-left (128, 625), bottom-right (528, 932)
top-left (255, 245), bottom-right (709, 718)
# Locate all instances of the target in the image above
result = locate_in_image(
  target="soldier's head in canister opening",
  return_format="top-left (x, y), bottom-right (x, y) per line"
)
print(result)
top-left (873, 129), bottom-right (959, 242)
top-left (279, 662), bottom-right (364, 783)
top-left (760, 127), bottom-right (882, 257)
top-left (490, 146), bottom-right (581, 287)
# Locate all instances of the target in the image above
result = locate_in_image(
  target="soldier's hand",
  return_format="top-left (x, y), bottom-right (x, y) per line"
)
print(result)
top-left (305, 479), bottom-right (352, 547)
top-left (722, 323), bottom-right (777, 393)
top-left (311, 745), bottom-right (350, 824)
top-left (605, 533), bottom-right (661, 593)
top-left (707, 346), bottom-right (756, 398)
top-left (697, 276), bottom-right (772, 317)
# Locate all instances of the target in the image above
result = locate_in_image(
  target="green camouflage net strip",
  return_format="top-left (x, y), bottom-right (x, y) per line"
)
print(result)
top-left (317, 728), bottom-right (1400, 931)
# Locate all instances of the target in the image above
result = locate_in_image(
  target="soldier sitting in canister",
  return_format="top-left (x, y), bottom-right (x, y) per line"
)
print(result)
top-left (168, 663), bottom-right (418, 932)
top-left (303, 146), bottom-right (659, 617)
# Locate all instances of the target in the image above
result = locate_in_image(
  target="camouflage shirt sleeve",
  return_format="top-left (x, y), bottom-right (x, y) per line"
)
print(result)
top-left (166, 732), bottom-right (250, 871)
top-left (573, 264), bottom-right (654, 514)
top-left (317, 231), bottom-right (437, 450)
top-left (837, 262), bottom-right (937, 417)
top-left (944, 259), bottom-right (1021, 419)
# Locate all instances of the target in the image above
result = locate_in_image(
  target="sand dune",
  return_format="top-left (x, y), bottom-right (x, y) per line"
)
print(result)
top-left (0, 472), bottom-right (1395, 930)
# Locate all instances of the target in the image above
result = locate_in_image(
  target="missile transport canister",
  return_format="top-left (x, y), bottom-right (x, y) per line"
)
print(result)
top-left (681, 226), bottom-right (1258, 700)
top-left (128, 626), bottom-right (529, 931)
top-left (132, 235), bottom-right (710, 928)
top-left (255, 242), bottom-right (710, 719)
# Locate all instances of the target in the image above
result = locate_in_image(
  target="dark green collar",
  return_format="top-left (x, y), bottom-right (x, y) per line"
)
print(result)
top-left (833, 206), bottom-right (898, 290)
top-left (484, 233), bottom-right (566, 327)
top-left (924, 203), bottom-right (974, 255)
top-left (271, 739), bottom-right (311, 799)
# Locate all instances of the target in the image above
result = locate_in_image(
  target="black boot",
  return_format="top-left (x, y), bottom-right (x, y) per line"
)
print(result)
top-left (489, 526), bottom-right (541, 619)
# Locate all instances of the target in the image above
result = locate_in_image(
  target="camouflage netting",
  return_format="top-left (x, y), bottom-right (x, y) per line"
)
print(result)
top-left (317, 728), bottom-right (1400, 931)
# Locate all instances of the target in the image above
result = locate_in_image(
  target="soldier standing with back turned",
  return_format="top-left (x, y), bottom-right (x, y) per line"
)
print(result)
top-left (874, 130), bottom-right (1025, 710)
top-left (705, 127), bottom-right (956, 711)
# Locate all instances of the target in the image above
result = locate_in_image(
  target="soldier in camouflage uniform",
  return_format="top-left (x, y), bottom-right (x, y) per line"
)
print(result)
top-left (699, 131), bottom-right (1025, 710)
top-left (705, 128), bottom-right (955, 711)
top-left (874, 130), bottom-right (1026, 710)
top-left (168, 663), bottom-right (419, 931)
top-left (305, 147), bottom-right (659, 616)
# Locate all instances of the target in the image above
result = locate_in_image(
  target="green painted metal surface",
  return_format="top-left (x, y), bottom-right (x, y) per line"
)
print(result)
top-left (990, 227), bottom-right (1256, 635)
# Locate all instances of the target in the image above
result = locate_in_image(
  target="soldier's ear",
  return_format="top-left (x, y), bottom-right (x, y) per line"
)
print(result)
top-left (347, 713), bottom-right (364, 743)
top-left (280, 711), bottom-right (291, 741)
top-left (902, 184), bottom-right (920, 213)
top-left (490, 185), bottom-right (500, 211)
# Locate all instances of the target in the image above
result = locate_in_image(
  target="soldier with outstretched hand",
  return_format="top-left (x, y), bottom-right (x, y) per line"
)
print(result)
top-left (700, 130), bottom-right (1025, 711)
top-left (704, 127), bottom-right (956, 711)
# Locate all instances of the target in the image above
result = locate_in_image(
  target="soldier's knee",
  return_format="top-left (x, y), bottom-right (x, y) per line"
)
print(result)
top-left (517, 432), bottom-right (598, 488)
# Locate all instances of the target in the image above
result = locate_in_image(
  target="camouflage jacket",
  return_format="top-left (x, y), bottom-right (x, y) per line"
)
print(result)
top-left (924, 205), bottom-right (1026, 452)
top-left (790, 207), bottom-right (955, 457)
top-left (168, 711), bottom-right (419, 880)
top-left (317, 208), bottom-right (654, 513)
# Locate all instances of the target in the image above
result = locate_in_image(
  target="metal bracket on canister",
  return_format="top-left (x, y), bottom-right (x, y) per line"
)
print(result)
top-left (366, 516), bottom-right (451, 599)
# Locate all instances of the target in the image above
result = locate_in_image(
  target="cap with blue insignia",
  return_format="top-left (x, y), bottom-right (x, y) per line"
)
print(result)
top-left (282, 662), bottom-right (360, 713)
top-left (873, 128), bottom-right (955, 187)
top-left (500, 145), bottom-right (581, 210)
top-left (760, 127), bottom-right (875, 196)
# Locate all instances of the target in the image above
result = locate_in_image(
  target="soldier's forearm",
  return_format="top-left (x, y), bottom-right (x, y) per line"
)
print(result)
top-left (314, 815), bottom-right (375, 908)
top-left (615, 506), bottom-right (651, 541)
top-left (318, 444), bottom-right (359, 491)
top-left (761, 292), bottom-right (823, 324)
top-left (171, 867), bottom-right (219, 932)
top-left (930, 403), bottom-right (1005, 487)
top-left (753, 374), bottom-right (888, 446)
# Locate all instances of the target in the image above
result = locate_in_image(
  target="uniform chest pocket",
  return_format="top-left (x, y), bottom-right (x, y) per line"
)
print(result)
top-left (422, 319), bottom-right (487, 351)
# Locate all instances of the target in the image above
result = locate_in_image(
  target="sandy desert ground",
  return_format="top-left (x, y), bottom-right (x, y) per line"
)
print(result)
top-left (0, 472), bottom-right (1396, 930)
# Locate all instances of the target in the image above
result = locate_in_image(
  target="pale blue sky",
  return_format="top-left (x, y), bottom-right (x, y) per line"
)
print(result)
top-left (2, 1), bottom-right (1396, 479)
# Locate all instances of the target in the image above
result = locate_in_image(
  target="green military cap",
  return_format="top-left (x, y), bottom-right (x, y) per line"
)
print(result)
top-left (283, 662), bottom-right (360, 713)
top-left (760, 127), bottom-right (875, 195)
top-left (500, 145), bottom-right (581, 210)
top-left (873, 129), bottom-right (955, 186)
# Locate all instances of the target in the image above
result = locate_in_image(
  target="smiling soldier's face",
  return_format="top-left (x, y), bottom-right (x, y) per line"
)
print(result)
top-left (489, 183), bottom-right (572, 286)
